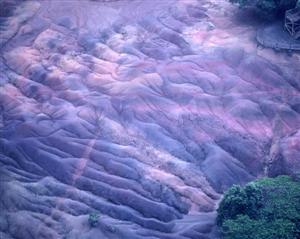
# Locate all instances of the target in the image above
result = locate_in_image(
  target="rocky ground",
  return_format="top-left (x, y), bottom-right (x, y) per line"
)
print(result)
top-left (0, 0), bottom-right (300, 238)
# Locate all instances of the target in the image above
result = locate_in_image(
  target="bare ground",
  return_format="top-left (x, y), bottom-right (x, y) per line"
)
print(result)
top-left (0, 0), bottom-right (300, 238)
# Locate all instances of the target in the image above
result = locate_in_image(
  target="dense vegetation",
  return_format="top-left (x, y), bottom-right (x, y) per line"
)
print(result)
top-left (229, 0), bottom-right (298, 19)
top-left (217, 175), bottom-right (300, 239)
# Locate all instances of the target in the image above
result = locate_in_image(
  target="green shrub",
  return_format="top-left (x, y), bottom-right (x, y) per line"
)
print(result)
top-left (222, 215), bottom-right (296, 239)
top-left (217, 183), bottom-right (263, 225)
top-left (88, 212), bottom-right (100, 227)
top-left (217, 175), bottom-right (300, 239)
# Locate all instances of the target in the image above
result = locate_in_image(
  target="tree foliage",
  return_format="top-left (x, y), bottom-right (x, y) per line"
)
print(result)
top-left (222, 215), bottom-right (296, 239)
top-left (217, 183), bottom-right (263, 225)
top-left (229, 0), bottom-right (298, 19)
top-left (217, 175), bottom-right (300, 239)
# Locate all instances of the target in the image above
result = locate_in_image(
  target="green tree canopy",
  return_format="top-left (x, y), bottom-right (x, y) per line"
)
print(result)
top-left (217, 175), bottom-right (300, 239)
top-left (222, 215), bottom-right (296, 239)
top-left (230, 0), bottom-right (298, 19)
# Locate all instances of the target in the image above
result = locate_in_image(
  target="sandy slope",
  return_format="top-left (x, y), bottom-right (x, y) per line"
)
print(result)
top-left (0, 0), bottom-right (300, 238)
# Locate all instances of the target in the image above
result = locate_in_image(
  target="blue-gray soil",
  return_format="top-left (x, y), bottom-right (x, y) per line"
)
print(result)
top-left (0, 0), bottom-right (300, 238)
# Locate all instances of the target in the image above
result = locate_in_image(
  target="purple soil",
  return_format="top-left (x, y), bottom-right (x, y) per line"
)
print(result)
top-left (0, 0), bottom-right (299, 238)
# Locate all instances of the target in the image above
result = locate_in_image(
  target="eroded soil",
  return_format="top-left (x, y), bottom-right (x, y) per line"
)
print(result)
top-left (0, 0), bottom-right (300, 238)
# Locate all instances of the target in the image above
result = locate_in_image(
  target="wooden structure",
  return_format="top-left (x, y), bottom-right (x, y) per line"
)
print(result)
top-left (285, 7), bottom-right (300, 40)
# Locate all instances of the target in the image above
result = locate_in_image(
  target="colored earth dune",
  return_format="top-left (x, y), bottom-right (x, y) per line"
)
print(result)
top-left (0, 0), bottom-right (300, 238)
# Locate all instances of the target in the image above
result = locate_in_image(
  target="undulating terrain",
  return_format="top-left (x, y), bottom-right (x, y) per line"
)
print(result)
top-left (0, 0), bottom-right (300, 238)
